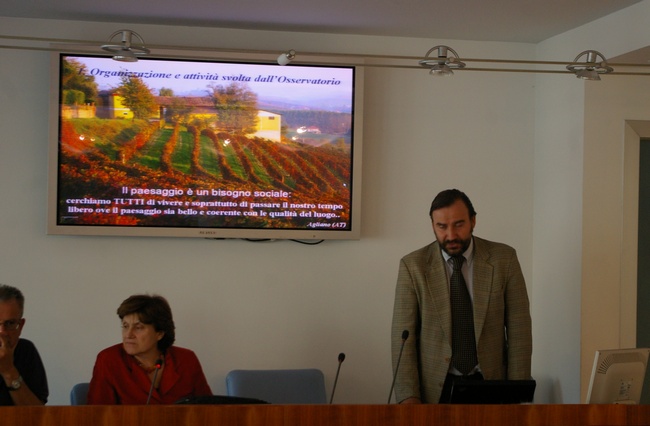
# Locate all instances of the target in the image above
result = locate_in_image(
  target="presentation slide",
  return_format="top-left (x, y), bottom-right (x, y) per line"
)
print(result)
top-left (56, 55), bottom-right (357, 233)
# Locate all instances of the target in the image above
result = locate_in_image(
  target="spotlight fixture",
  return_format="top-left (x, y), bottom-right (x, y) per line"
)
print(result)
top-left (566, 50), bottom-right (613, 81)
top-left (418, 45), bottom-right (466, 76)
top-left (101, 29), bottom-right (150, 62)
top-left (277, 49), bottom-right (296, 66)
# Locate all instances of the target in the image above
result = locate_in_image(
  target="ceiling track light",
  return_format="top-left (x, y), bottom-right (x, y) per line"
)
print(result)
top-left (277, 49), bottom-right (296, 66)
top-left (566, 50), bottom-right (613, 81)
top-left (418, 45), bottom-right (466, 76)
top-left (2, 34), bottom-right (641, 78)
top-left (101, 29), bottom-right (150, 62)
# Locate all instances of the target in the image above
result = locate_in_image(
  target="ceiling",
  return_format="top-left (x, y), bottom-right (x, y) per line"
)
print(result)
top-left (0, 0), bottom-right (643, 44)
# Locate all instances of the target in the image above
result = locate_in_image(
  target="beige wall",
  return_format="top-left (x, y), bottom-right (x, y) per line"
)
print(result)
top-left (534, 1), bottom-right (650, 402)
top-left (0, 17), bottom-right (537, 405)
top-left (582, 93), bottom-right (650, 401)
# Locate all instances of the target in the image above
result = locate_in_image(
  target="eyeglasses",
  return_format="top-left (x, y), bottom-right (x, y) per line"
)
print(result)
top-left (0, 319), bottom-right (22, 331)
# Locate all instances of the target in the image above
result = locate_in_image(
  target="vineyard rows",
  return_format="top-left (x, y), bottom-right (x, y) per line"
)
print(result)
top-left (58, 119), bottom-right (353, 226)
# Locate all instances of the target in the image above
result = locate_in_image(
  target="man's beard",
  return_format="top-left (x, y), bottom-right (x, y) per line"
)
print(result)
top-left (439, 235), bottom-right (472, 256)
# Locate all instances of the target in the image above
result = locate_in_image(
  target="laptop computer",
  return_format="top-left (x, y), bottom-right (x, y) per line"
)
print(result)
top-left (175, 395), bottom-right (269, 405)
top-left (447, 379), bottom-right (536, 404)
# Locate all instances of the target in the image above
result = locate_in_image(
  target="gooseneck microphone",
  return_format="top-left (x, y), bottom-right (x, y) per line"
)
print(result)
top-left (329, 352), bottom-right (346, 404)
top-left (146, 359), bottom-right (163, 405)
top-left (388, 330), bottom-right (409, 404)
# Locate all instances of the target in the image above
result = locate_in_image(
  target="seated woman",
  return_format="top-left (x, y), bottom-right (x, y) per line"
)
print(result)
top-left (87, 294), bottom-right (212, 404)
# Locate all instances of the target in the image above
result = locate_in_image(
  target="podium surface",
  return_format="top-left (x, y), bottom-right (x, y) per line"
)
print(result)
top-left (1, 404), bottom-right (649, 426)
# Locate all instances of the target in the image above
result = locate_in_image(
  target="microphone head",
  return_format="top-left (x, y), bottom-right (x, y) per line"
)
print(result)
top-left (401, 330), bottom-right (409, 340)
top-left (155, 359), bottom-right (163, 369)
top-left (338, 352), bottom-right (346, 362)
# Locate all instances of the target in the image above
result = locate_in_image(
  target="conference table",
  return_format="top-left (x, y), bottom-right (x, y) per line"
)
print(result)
top-left (2, 403), bottom-right (650, 426)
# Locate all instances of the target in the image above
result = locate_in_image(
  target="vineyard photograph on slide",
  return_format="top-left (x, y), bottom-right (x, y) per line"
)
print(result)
top-left (49, 54), bottom-right (363, 240)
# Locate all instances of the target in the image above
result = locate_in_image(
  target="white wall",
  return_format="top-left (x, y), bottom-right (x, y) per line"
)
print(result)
top-left (581, 81), bottom-right (650, 398)
top-left (531, 71), bottom-right (584, 403)
top-left (533, 1), bottom-right (650, 403)
top-left (7, 3), bottom-right (649, 404)
top-left (0, 17), bottom-right (537, 405)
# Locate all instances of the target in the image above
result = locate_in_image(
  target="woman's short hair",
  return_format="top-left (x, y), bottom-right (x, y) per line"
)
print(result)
top-left (117, 294), bottom-right (176, 352)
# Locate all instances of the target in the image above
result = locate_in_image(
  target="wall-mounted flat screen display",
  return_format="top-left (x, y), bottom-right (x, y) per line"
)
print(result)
top-left (47, 53), bottom-right (363, 240)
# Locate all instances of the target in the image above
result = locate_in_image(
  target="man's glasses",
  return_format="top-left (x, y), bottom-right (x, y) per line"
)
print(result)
top-left (0, 319), bottom-right (22, 331)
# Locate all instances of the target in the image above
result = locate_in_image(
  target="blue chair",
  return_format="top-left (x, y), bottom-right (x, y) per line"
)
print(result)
top-left (70, 382), bottom-right (90, 405)
top-left (225, 369), bottom-right (327, 404)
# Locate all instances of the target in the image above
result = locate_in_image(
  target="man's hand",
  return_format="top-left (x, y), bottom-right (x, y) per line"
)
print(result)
top-left (0, 335), bottom-right (44, 405)
top-left (0, 334), bottom-right (17, 377)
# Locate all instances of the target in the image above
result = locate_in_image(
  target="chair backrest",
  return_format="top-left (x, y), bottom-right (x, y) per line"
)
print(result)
top-left (225, 369), bottom-right (327, 404)
top-left (70, 382), bottom-right (90, 405)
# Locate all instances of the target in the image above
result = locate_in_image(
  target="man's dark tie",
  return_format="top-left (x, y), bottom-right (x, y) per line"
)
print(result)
top-left (450, 255), bottom-right (478, 375)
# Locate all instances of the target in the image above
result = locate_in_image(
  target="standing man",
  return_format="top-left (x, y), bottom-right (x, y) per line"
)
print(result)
top-left (391, 189), bottom-right (531, 403)
top-left (0, 284), bottom-right (48, 405)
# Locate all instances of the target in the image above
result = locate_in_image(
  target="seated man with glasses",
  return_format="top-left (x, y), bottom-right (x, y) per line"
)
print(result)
top-left (0, 284), bottom-right (48, 405)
